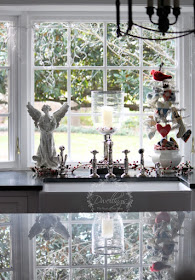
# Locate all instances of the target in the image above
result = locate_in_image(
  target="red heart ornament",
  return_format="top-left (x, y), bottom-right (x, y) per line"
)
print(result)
top-left (156, 124), bottom-right (171, 137)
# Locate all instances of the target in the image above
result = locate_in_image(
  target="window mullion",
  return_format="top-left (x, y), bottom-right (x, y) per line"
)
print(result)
top-left (8, 20), bottom-right (16, 163)
top-left (139, 28), bottom-right (143, 150)
top-left (69, 214), bottom-right (73, 279)
top-left (67, 22), bottom-right (72, 160)
top-left (139, 213), bottom-right (143, 280)
top-left (0, 66), bottom-right (10, 70)
top-left (19, 12), bottom-right (32, 169)
top-left (103, 22), bottom-right (107, 91)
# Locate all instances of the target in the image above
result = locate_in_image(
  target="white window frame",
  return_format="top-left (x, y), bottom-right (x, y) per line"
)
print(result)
top-left (0, 16), bottom-right (18, 169)
top-left (0, 5), bottom-right (193, 169)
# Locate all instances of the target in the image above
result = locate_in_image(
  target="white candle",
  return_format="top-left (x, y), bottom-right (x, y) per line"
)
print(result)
top-left (102, 106), bottom-right (113, 128)
top-left (102, 219), bottom-right (113, 238)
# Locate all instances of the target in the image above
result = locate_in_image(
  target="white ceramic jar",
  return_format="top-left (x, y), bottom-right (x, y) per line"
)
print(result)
top-left (152, 149), bottom-right (182, 169)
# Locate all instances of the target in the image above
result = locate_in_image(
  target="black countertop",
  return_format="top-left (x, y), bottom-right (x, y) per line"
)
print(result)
top-left (0, 170), bottom-right (195, 190)
top-left (178, 173), bottom-right (195, 188)
top-left (0, 171), bottom-right (43, 190)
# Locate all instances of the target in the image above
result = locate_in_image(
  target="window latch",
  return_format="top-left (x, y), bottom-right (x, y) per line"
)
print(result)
top-left (16, 137), bottom-right (20, 154)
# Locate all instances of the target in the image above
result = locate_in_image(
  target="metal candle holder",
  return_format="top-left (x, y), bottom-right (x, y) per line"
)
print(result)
top-left (121, 149), bottom-right (130, 178)
top-left (58, 146), bottom-right (68, 178)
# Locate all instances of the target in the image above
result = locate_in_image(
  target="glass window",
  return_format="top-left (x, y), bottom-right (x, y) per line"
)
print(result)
top-left (33, 21), bottom-right (177, 164)
top-left (0, 211), bottom-right (191, 280)
top-left (34, 212), bottom-right (189, 279)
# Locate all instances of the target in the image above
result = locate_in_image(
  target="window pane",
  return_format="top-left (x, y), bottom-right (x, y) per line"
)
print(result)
top-left (34, 70), bottom-right (67, 103)
top-left (0, 22), bottom-right (9, 66)
top-left (0, 272), bottom-right (13, 280)
top-left (0, 214), bottom-right (10, 223)
top-left (112, 116), bottom-right (140, 161)
top-left (143, 223), bottom-right (154, 264)
top-left (54, 117), bottom-right (68, 156)
top-left (0, 116), bottom-right (8, 161)
top-left (0, 69), bottom-right (9, 113)
top-left (71, 70), bottom-right (103, 113)
top-left (36, 232), bottom-right (69, 266)
top-left (55, 213), bottom-right (69, 222)
top-left (143, 70), bottom-right (154, 113)
top-left (72, 268), bottom-right (104, 279)
top-left (0, 226), bottom-right (11, 269)
top-left (72, 213), bottom-right (94, 221)
top-left (71, 23), bottom-right (103, 66)
top-left (34, 23), bottom-right (68, 66)
top-left (70, 116), bottom-right (102, 162)
top-left (107, 23), bottom-right (139, 66)
top-left (108, 223), bottom-right (139, 265)
top-left (108, 268), bottom-right (139, 280)
top-left (72, 224), bottom-right (103, 265)
top-left (37, 269), bottom-right (69, 280)
top-left (120, 213), bottom-right (139, 220)
top-left (143, 25), bottom-right (176, 67)
top-left (107, 70), bottom-right (139, 113)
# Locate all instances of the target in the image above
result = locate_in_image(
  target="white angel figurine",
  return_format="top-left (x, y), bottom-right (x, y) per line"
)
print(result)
top-left (26, 102), bottom-right (69, 168)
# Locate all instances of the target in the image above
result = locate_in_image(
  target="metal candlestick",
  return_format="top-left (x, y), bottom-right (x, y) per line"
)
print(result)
top-left (104, 134), bottom-right (110, 160)
top-left (137, 148), bottom-right (147, 178)
top-left (155, 162), bottom-right (162, 177)
top-left (97, 127), bottom-right (116, 162)
top-left (58, 146), bottom-right (68, 178)
top-left (105, 140), bottom-right (116, 179)
top-left (89, 150), bottom-right (100, 178)
top-left (121, 149), bottom-right (130, 178)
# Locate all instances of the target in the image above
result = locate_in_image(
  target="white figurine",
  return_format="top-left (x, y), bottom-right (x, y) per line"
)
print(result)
top-left (26, 102), bottom-right (69, 168)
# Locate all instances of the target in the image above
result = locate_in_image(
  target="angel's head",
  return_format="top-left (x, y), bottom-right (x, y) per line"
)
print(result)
top-left (41, 104), bottom-right (52, 114)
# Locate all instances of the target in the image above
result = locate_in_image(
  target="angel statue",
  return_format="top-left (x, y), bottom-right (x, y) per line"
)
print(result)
top-left (26, 102), bottom-right (69, 168)
top-left (28, 214), bottom-right (70, 240)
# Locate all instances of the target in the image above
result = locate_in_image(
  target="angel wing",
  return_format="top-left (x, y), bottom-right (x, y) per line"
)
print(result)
top-left (28, 221), bottom-right (42, 240)
top-left (26, 102), bottom-right (42, 128)
top-left (53, 103), bottom-right (69, 128)
top-left (54, 220), bottom-right (70, 240)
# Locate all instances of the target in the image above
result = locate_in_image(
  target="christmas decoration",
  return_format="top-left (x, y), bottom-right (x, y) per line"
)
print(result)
top-left (145, 63), bottom-right (191, 169)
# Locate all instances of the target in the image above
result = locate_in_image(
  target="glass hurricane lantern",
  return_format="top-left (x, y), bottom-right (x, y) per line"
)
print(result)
top-left (91, 91), bottom-right (124, 162)
top-left (92, 213), bottom-right (124, 255)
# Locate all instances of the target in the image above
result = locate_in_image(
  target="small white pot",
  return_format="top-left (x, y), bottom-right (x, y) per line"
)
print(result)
top-left (152, 149), bottom-right (182, 169)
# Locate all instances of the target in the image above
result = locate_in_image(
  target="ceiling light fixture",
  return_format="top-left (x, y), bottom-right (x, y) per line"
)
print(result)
top-left (116, 0), bottom-right (195, 40)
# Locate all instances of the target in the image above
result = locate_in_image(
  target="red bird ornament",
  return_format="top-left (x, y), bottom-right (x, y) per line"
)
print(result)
top-left (150, 261), bottom-right (171, 272)
top-left (155, 212), bottom-right (171, 223)
top-left (151, 70), bottom-right (172, 81)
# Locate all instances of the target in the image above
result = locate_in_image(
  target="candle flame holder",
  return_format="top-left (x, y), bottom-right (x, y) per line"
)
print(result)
top-left (91, 91), bottom-right (124, 166)
top-left (92, 213), bottom-right (124, 255)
